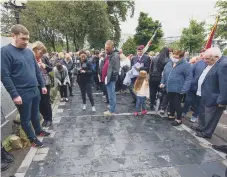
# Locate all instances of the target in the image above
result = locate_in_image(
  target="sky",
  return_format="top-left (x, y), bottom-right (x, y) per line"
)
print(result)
top-left (120, 0), bottom-right (217, 38)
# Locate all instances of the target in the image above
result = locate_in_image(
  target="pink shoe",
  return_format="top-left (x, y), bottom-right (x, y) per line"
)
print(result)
top-left (134, 112), bottom-right (139, 116)
top-left (142, 110), bottom-right (148, 115)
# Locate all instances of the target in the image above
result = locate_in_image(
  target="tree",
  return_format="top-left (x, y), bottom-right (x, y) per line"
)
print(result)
top-left (223, 48), bottom-right (227, 56)
top-left (121, 37), bottom-right (137, 55)
top-left (1, 1), bottom-right (134, 51)
top-left (0, 7), bottom-right (15, 34)
top-left (19, 1), bottom-right (114, 51)
top-left (179, 19), bottom-right (206, 53)
top-left (168, 40), bottom-right (181, 51)
top-left (154, 39), bottom-right (166, 53)
top-left (106, 1), bottom-right (135, 47)
top-left (215, 0), bottom-right (227, 39)
top-left (20, 1), bottom-right (60, 51)
top-left (134, 12), bottom-right (164, 51)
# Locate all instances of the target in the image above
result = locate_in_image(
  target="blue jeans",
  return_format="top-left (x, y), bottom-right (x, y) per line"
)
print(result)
top-left (136, 96), bottom-right (146, 112)
top-left (106, 81), bottom-right (116, 113)
top-left (17, 87), bottom-right (42, 139)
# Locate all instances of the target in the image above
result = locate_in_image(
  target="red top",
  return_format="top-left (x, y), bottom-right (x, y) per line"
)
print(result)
top-left (101, 56), bottom-right (109, 82)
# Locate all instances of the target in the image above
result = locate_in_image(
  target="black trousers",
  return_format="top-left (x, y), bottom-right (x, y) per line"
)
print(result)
top-left (167, 92), bottom-right (182, 120)
top-left (149, 80), bottom-right (160, 107)
top-left (79, 82), bottom-right (94, 106)
top-left (38, 85), bottom-right (52, 121)
top-left (198, 102), bottom-right (225, 137)
top-left (93, 74), bottom-right (100, 89)
top-left (68, 75), bottom-right (73, 94)
top-left (59, 85), bottom-right (67, 98)
top-left (160, 89), bottom-right (169, 110)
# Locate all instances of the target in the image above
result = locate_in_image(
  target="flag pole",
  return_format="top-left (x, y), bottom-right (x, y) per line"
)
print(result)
top-left (143, 23), bottom-right (161, 54)
top-left (204, 15), bottom-right (220, 49)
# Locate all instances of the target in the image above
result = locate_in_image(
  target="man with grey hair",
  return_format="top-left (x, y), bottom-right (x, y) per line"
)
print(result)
top-left (86, 50), bottom-right (93, 62)
top-left (195, 47), bottom-right (227, 139)
top-left (102, 40), bottom-right (120, 116)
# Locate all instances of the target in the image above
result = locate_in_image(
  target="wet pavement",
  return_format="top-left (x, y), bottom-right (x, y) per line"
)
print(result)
top-left (24, 92), bottom-right (227, 177)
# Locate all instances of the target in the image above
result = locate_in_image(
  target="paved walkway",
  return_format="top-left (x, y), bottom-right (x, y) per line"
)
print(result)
top-left (23, 92), bottom-right (227, 177)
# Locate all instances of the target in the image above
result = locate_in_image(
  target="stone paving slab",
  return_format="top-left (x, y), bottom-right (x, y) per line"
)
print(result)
top-left (24, 93), bottom-right (227, 177)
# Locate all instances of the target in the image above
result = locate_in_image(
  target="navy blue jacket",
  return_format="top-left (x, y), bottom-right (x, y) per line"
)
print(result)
top-left (1, 44), bottom-right (45, 99)
top-left (201, 56), bottom-right (227, 106)
top-left (161, 59), bottom-right (192, 94)
top-left (131, 54), bottom-right (150, 73)
top-left (190, 60), bottom-right (207, 93)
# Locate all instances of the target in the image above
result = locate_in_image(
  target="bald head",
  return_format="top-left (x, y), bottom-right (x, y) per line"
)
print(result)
top-left (105, 40), bottom-right (114, 54)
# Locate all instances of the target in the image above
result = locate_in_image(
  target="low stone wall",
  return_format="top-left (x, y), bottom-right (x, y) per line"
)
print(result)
top-left (1, 82), bottom-right (17, 140)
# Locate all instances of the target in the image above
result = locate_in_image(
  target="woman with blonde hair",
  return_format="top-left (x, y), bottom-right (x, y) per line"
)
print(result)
top-left (32, 41), bottom-right (53, 127)
top-left (134, 71), bottom-right (150, 116)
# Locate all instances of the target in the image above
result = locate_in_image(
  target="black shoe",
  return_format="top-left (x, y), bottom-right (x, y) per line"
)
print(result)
top-left (1, 160), bottom-right (9, 172)
top-left (165, 116), bottom-right (175, 121)
top-left (36, 130), bottom-right (51, 137)
top-left (171, 121), bottom-right (182, 126)
top-left (29, 138), bottom-right (44, 148)
top-left (195, 132), bottom-right (212, 139)
top-left (212, 145), bottom-right (227, 154)
top-left (45, 120), bottom-right (52, 127)
top-left (150, 106), bottom-right (155, 111)
top-left (191, 126), bottom-right (202, 132)
top-left (1, 149), bottom-right (14, 163)
top-left (70, 93), bottom-right (74, 96)
top-left (42, 120), bottom-right (47, 127)
top-left (159, 109), bottom-right (165, 115)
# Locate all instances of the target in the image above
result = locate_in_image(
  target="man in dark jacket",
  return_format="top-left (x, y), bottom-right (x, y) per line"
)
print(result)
top-left (103, 40), bottom-right (120, 116)
top-left (62, 53), bottom-right (74, 96)
top-left (182, 51), bottom-right (207, 122)
top-left (1, 24), bottom-right (50, 148)
top-left (92, 50), bottom-right (100, 90)
top-left (195, 47), bottom-right (227, 139)
top-left (129, 45), bottom-right (150, 103)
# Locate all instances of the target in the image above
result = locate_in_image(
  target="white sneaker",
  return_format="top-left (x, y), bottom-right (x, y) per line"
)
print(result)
top-left (60, 98), bottom-right (64, 102)
top-left (65, 98), bottom-right (68, 102)
top-left (82, 104), bottom-right (86, 111)
top-left (92, 106), bottom-right (96, 112)
top-left (103, 110), bottom-right (114, 116)
top-left (190, 116), bottom-right (198, 123)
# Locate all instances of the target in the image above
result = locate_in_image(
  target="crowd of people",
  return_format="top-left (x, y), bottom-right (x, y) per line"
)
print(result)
top-left (1, 24), bottom-right (227, 172)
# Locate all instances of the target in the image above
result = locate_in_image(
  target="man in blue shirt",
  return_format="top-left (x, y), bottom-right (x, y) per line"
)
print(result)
top-left (1, 24), bottom-right (50, 147)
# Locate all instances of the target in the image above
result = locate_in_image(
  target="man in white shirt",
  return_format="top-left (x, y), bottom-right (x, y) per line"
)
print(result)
top-left (194, 47), bottom-right (227, 139)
